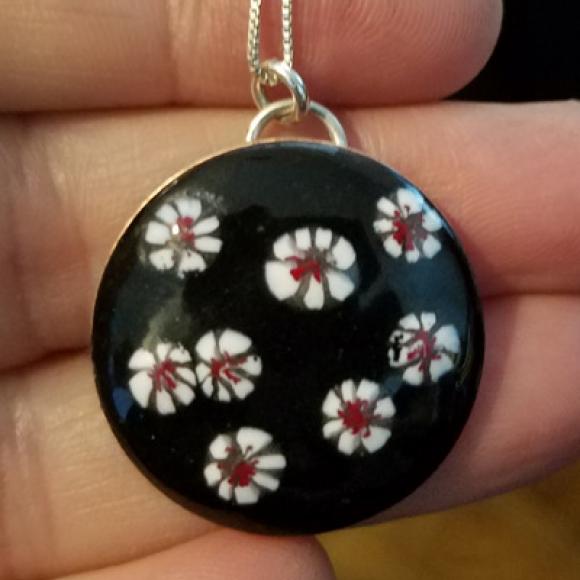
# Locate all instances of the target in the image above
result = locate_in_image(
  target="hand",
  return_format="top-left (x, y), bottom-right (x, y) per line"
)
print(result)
top-left (1, 1), bottom-right (579, 579)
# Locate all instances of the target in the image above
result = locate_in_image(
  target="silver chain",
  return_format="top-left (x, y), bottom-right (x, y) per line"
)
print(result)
top-left (248, 0), bottom-right (294, 84)
top-left (245, 0), bottom-right (347, 145)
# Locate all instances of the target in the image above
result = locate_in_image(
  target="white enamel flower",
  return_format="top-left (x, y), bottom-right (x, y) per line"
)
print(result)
top-left (265, 227), bottom-right (357, 310)
top-left (195, 329), bottom-right (262, 402)
top-left (127, 343), bottom-right (197, 415)
top-left (322, 379), bottom-right (396, 455)
top-left (144, 196), bottom-right (222, 277)
top-left (388, 312), bottom-right (460, 386)
top-left (374, 187), bottom-right (443, 262)
top-left (204, 428), bottom-right (286, 505)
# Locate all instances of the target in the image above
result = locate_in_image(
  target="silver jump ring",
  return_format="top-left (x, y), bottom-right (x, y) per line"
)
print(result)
top-left (251, 60), bottom-right (310, 123)
top-left (246, 98), bottom-right (348, 147)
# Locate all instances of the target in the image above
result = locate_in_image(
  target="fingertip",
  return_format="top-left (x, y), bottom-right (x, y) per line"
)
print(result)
top-left (67, 530), bottom-right (336, 580)
top-left (295, 0), bottom-right (504, 104)
top-left (196, 531), bottom-right (336, 580)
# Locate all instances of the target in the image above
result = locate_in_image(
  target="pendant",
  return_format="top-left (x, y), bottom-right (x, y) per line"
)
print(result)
top-left (92, 138), bottom-right (484, 534)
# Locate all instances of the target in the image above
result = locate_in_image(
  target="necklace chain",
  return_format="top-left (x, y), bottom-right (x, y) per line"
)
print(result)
top-left (245, 0), bottom-right (348, 147)
top-left (248, 0), bottom-right (294, 83)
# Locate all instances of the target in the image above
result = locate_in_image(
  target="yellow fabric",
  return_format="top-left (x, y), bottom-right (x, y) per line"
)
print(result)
top-left (321, 462), bottom-right (580, 580)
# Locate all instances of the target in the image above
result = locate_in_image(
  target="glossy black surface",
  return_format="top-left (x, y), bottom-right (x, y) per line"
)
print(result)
top-left (92, 141), bottom-right (484, 534)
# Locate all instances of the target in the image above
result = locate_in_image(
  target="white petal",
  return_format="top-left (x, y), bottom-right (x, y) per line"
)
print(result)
top-left (402, 363), bottom-right (425, 386)
top-left (128, 371), bottom-right (154, 408)
top-left (156, 390), bottom-right (176, 415)
top-left (434, 324), bottom-right (460, 353)
top-left (390, 337), bottom-right (423, 371)
top-left (396, 188), bottom-right (422, 216)
top-left (145, 222), bottom-right (171, 245)
top-left (331, 237), bottom-right (356, 270)
top-left (405, 247), bottom-right (421, 263)
top-left (195, 235), bottom-right (222, 253)
top-left (384, 235), bottom-right (403, 258)
top-left (422, 234), bottom-right (441, 258)
top-left (356, 379), bottom-right (380, 402)
top-left (265, 261), bottom-right (301, 301)
top-left (218, 479), bottom-right (233, 501)
top-left (168, 345), bottom-right (192, 364)
top-left (338, 431), bottom-right (361, 455)
top-left (322, 390), bottom-right (342, 417)
top-left (173, 382), bottom-right (195, 405)
top-left (423, 209), bottom-right (443, 232)
top-left (393, 329), bottom-right (416, 343)
top-left (397, 341), bottom-right (420, 365)
top-left (253, 471), bottom-right (280, 491)
top-left (273, 233), bottom-right (296, 260)
top-left (204, 462), bottom-right (222, 486)
top-left (155, 203), bottom-right (179, 225)
top-left (237, 428), bottom-right (272, 456)
top-left (234, 483), bottom-right (260, 505)
top-left (196, 362), bottom-right (211, 382)
top-left (175, 366), bottom-right (197, 385)
top-left (421, 312), bottom-right (437, 331)
top-left (178, 249), bottom-right (206, 275)
top-left (193, 216), bottom-right (219, 236)
top-left (219, 329), bottom-right (251, 356)
top-left (323, 418), bottom-right (345, 438)
top-left (315, 228), bottom-right (333, 250)
top-left (374, 218), bottom-right (394, 234)
top-left (128, 348), bottom-right (155, 371)
top-left (387, 343), bottom-right (407, 368)
top-left (149, 248), bottom-right (175, 271)
top-left (256, 454), bottom-right (287, 470)
top-left (326, 270), bottom-right (355, 302)
top-left (377, 196), bottom-right (398, 218)
top-left (202, 376), bottom-right (215, 397)
top-left (209, 434), bottom-right (233, 460)
top-left (238, 355), bottom-right (262, 376)
top-left (430, 353), bottom-right (455, 382)
top-left (156, 343), bottom-right (172, 361)
top-left (175, 197), bottom-right (202, 220)
top-left (400, 313), bottom-right (421, 330)
top-left (375, 397), bottom-right (396, 419)
top-left (295, 227), bottom-right (312, 251)
top-left (231, 377), bottom-right (255, 400)
top-left (341, 380), bottom-right (357, 402)
top-left (196, 331), bottom-right (218, 361)
top-left (362, 426), bottom-right (391, 453)
top-left (217, 383), bottom-right (231, 401)
top-left (303, 277), bottom-right (324, 310)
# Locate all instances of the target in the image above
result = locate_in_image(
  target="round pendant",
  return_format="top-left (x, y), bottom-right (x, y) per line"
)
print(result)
top-left (92, 141), bottom-right (484, 534)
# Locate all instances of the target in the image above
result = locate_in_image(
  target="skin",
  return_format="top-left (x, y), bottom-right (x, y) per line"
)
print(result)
top-left (0, 1), bottom-right (579, 579)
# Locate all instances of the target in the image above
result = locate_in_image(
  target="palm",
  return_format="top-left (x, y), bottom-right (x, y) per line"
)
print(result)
top-left (1, 1), bottom-right (579, 579)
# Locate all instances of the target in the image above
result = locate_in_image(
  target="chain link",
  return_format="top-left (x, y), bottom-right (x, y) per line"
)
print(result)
top-left (245, 0), bottom-right (347, 143)
top-left (248, 0), bottom-right (294, 84)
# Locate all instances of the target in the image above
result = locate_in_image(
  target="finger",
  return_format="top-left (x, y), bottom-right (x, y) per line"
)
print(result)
top-left (0, 0), bottom-right (502, 111)
top-left (1, 101), bottom-right (580, 370)
top-left (60, 532), bottom-right (334, 580)
top-left (2, 295), bottom-right (579, 579)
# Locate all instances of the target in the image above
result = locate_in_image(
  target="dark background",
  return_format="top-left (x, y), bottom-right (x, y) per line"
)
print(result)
top-left (455, 0), bottom-right (579, 101)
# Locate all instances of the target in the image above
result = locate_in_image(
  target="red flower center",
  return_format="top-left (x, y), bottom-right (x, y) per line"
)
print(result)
top-left (407, 329), bottom-right (441, 371)
top-left (149, 359), bottom-right (177, 391)
top-left (175, 216), bottom-right (196, 244)
top-left (227, 459), bottom-right (258, 487)
top-left (392, 209), bottom-right (428, 251)
top-left (339, 400), bottom-right (376, 437)
top-left (288, 255), bottom-right (323, 282)
top-left (210, 352), bottom-right (248, 384)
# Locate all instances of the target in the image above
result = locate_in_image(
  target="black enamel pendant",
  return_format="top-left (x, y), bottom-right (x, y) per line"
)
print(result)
top-left (92, 141), bottom-right (484, 534)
